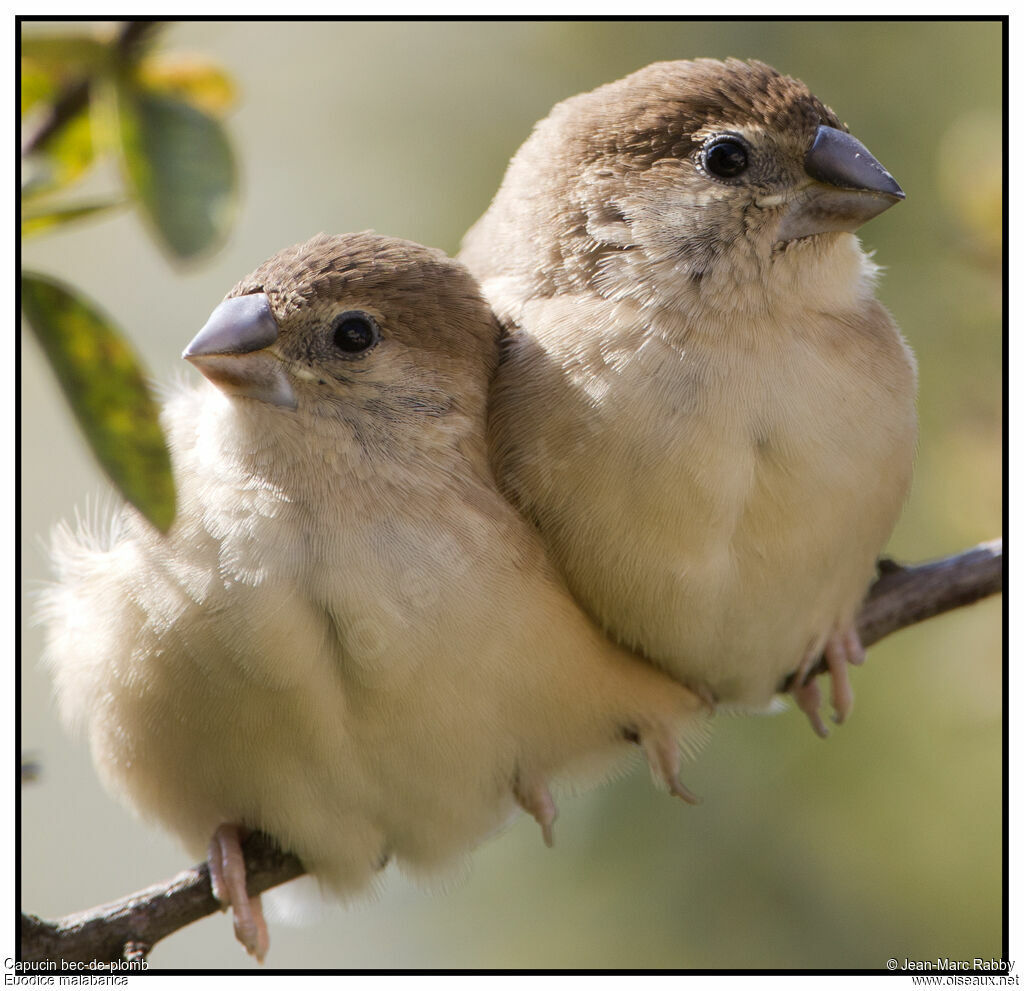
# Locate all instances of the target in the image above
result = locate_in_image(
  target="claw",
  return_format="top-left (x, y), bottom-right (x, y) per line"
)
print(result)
top-left (824, 626), bottom-right (864, 724)
top-left (514, 774), bottom-right (558, 847)
top-left (792, 677), bottom-right (829, 738)
top-left (208, 823), bottom-right (269, 963)
top-left (637, 728), bottom-right (701, 805)
top-left (790, 624), bottom-right (865, 735)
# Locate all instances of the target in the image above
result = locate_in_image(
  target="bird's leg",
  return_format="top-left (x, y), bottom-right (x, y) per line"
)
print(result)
top-left (791, 624), bottom-right (865, 737)
top-left (514, 772), bottom-right (558, 847)
top-left (208, 823), bottom-right (269, 963)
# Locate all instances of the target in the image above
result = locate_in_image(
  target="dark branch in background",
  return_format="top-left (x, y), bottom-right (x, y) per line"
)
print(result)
top-left (20, 538), bottom-right (1003, 967)
top-left (20, 21), bottom-right (161, 157)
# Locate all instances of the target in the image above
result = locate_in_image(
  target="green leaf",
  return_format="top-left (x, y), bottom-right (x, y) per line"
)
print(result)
top-left (117, 82), bottom-right (237, 260)
top-left (21, 198), bottom-right (127, 238)
top-left (21, 272), bottom-right (176, 532)
top-left (20, 60), bottom-right (58, 117)
top-left (20, 35), bottom-right (109, 75)
top-left (20, 35), bottom-right (109, 116)
top-left (22, 109), bottom-right (95, 195)
top-left (139, 53), bottom-right (237, 116)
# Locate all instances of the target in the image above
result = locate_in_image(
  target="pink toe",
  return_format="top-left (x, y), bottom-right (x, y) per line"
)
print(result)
top-left (208, 824), bottom-right (270, 962)
top-left (844, 627), bottom-right (867, 665)
top-left (641, 731), bottom-right (701, 805)
top-left (792, 678), bottom-right (829, 739)
top-left (515, 775), bottom-right (558, 848)
top-left (824, 627), bottom-right (862, 723)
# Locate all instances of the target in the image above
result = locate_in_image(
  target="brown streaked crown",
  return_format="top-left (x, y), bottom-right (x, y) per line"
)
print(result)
top-left (551, 58), bottom-right (843, 171)
top-left (226, 232), bottom-right (500, 378)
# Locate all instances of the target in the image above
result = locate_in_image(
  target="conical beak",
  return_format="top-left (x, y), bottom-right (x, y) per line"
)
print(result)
top-left (184, 293), bottom-right (297, 409)
top-left (775, 124), bottom-right (905, 243)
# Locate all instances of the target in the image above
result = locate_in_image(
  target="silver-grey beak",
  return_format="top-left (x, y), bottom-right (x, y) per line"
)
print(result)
top-left (776, 124), bottom-right (905, 243)
top-left (184, 293), bottom-right (297, 409)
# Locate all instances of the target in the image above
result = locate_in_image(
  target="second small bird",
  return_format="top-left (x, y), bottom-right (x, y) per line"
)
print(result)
top-left (462, 59), bottom-right (918, 734)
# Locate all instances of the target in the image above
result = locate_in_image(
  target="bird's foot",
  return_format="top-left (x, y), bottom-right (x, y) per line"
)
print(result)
top-left (624, 722), bottom-right (702, 805)
top-left (792, 625), bottom-right (865, 738)
top-left (791, 676), bottom-right (829, 738)
top-left (514, 773), bottom-right (558, 847)
top-left (208, 823), bottom-right (269, 963)
top-left (824, 625), bottom-right (864, 723)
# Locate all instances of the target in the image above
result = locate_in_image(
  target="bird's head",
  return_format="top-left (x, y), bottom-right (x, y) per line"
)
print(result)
top-left (462, 58), bottom-right (903, 307)
top-left (184, 233), bottom-right (500, 429)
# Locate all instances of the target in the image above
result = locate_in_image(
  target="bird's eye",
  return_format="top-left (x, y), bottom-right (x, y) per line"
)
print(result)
top-left (702, 137), bottom-right (749, 179)
top-left (331, 311), bottom-right (379, 356)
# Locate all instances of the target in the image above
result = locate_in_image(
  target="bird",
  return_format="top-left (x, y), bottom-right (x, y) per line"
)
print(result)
top-left (460, 58), bottom-right (918, 736)
top-left (38, 232), bottom-right (709, 962)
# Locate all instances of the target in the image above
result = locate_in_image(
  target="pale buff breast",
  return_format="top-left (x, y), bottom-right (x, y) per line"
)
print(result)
top-left (487, 245), bottom-right (916, 709)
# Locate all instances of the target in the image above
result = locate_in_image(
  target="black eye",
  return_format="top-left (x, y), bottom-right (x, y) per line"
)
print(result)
top-left (702, 137), bottom-right (749, 179)
top-left (331, 311), bottom-right (379, 355)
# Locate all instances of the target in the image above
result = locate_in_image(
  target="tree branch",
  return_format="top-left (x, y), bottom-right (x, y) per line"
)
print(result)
top-left (806, 536), bottom-right (1003, 683)
top-left (20, 538), bottom-right (1003, 966)
top-left (20, 832), bottom-right (302, 966)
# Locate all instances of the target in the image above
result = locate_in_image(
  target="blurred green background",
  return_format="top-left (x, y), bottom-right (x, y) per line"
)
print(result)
top-left (20, 20), bottom-right (1002, 969)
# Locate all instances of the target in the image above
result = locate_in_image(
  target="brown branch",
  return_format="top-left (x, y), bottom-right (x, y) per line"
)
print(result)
top-left (802, 537), bottom-right (1003, 683)
top-left (20, 832), bottom-right (302, 966)
top-left (19, 538), bottom-right (1002, 966)
top-left (20, 21), bottom-right (162, 158)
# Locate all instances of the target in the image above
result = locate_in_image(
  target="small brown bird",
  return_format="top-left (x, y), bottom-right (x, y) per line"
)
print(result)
top-left (40, 233), bottom-right (707, 962)
top-left (461, 59), bottom-right (917, 734)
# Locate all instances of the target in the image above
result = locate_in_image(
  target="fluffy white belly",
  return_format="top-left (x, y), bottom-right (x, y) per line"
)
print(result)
top-left (492, 301), bottom-right (916, 710)
top-left (553, 432), bottom-right (884, 705)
